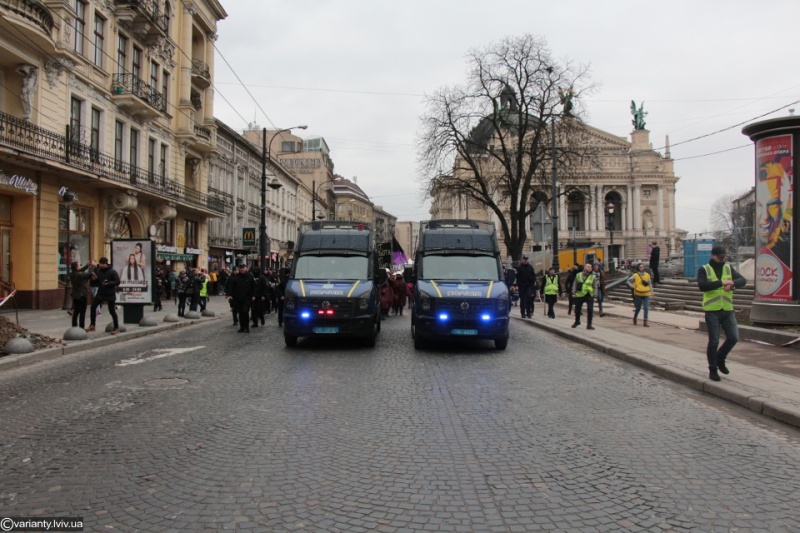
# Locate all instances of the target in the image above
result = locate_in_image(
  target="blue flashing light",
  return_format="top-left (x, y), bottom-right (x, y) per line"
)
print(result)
top-left (300, 311), bottom-right (311, 319)
top-left (438, 313), bottom-right (449, 321)
top-left (481, 314), bottom-right (492, 321)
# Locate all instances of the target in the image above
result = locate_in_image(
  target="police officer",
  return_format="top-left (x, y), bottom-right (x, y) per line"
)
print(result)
top-left (571, 263), bottom-right (597, 330)
top-left (515, 255), bottom-right (537, 319)
top-left (540, 266), bottom-right (561, 319)
top-left (226, 263), bottom-right (257, 333)
top-left (697, 246), bottom-right (746, 381)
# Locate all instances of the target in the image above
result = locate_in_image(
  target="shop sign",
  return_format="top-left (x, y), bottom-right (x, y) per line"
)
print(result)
top-left (157, 244), bottom-right (180, 254)
top-left (0, 169), bottom-right (38, 195)
top-left (185, 247), bottom-right (203, 255)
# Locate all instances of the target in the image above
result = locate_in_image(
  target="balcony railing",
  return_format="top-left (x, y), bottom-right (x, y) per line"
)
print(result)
top-left (0, 111), bottom-right (224, 214)
top-left (191, 59), bottom-right (210, 79)
top-left (114, 0), bottom-right (169, 34)
top-left (112, 73), bottom-right (166, 113)
top-left (0, 0), bottom-right (54, 36)
top-left (194, 125), bottom-right (211, 143)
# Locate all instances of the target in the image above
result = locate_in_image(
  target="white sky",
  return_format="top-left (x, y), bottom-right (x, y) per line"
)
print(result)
top-left (213, 0), bottom-right (800, 235)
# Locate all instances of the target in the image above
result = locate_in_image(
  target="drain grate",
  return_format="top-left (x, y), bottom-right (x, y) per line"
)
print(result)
top-left (145, 378), bottom-right (189, 387)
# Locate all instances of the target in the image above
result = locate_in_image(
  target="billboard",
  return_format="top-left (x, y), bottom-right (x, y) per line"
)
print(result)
top-left (754, 135), bottom-right (793, 301)
top-left (111, 239), bottom-right (155, 304)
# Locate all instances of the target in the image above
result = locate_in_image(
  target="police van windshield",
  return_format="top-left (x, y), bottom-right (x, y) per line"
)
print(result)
top-left (421, 255), bottom-right (499, 281)
top-left (294, 255), bottom-right (369, 280)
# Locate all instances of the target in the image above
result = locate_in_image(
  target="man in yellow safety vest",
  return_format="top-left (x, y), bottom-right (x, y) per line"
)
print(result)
top-left (571, 263), bottom-right (598, 330)
top-left (540, 266), bottom-right (562, 319)
top-left (697, 245), bottom-right (747, 382)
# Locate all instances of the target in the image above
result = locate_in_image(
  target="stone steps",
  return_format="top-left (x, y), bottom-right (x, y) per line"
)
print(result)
top-left (605, 277), bottom-right (753, 312)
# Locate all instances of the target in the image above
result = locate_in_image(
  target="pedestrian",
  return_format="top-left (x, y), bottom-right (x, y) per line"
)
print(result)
top-left (153, 267), bottom-right (164, 312)
top-left (198, 271), bottom-right (209, 312)
top-left (224, 268), bottom-right (238, 327)
top-left (89, 264), bottom-right (102, 316)
top-left (226, 263), bottom-right (256, 333)
top-left (86, 257), bottom-right (120, 334)
top-left (649, 241), bottom-right (661, 286)
top-left (176, 270), bottom-right (188, 317)
top-left (515, 255), bottom-right (536, 319)
top-left (69, 260), bottom-right (93, 329)
top-left (504, 267), bottom-right (516, 288)
top-left (276, 268), bottom-right (288, 327)
top-left (380, 269), bottom-right (392, 319)
top-left (540, 266), bottom-right (561, 319)
top-left (392, 271), bottom-right (407, 315)
top-left (266, 268), bottom-right (279, 314)
top-left (250, 266), bottom-right (267, 328)
top-left (592, 263), bottom-right (607, 317)
top-left (565, 265), bottom-right (581, 316)
top-left (186, 268), bottom-right (201, 312)
top-left (218, 267), bottom-right (230, 297)
top-left (626, 262), bottom-right (652, 327)
top-left (698, 245), bottom-right (746, 381)
top-left (571, 263), bottom-right (597, 330)
top-left (169, 269), bottom-right (178, 303)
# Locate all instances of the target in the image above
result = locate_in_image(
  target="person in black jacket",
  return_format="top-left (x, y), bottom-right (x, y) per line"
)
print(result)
top-left (69, 261), bottom-right (93, 329)
top-left (515, 255), bottom-right (537, 319)
top-left (250, 266), bottom-right (267, 328)
top-left (226, 263), bottom-right (257, 332)
top-left (649, 241), bottom-right (661, 286)
top-left (87, 257), bottom-right (120, 334)
top-left (276, 268), bottom-right (289, 327)
top-left (565, 265), bottom-right (581, 315)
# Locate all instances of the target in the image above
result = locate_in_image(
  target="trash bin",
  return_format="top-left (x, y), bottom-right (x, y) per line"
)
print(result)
top-left (122, 304), bottom-right (144, 324)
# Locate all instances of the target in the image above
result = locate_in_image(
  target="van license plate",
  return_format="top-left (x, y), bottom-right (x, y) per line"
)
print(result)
top-left (313, 327), bottom-right (339, 334)
top-left (451, 329), bottom-right (478, 335)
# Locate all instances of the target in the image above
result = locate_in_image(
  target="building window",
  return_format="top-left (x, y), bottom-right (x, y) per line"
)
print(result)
top-left (643, 189), bottom-right (651, 197)
top-left (132, 46), bottom-right (142, 82)
top-left (185, 220), bottom-right (198, 248)
top-left (114, 120), bottom-right (124, 170)
top-left (130, 128), bottom-right (139, 169)
top-left (159, 143), bottom-right (167, 178)
top-left (59, 204), bottom-right (91, 283)
top-left (73, 0), bottom-right (86, 54)
top-left (148, 138), bottom-right (157, 177)
top-left (281, 141), bottom-right (295, 153)
top-left (150, 60), bottom-right (159, 89)
top-left (69, 97), bottom-right (82, 137)
top-left (93, 13), bottom-right (105, 68)
top-left (161, 70), bottom-right (169, 101)
top-left (157, 219), bottom-right (173, 245)
top-left (568, 211), bottom-right (580, 231)
top-left (90, 107), bottom-right (101, 162)
top-left (116, 34), bottom-right (127, 74)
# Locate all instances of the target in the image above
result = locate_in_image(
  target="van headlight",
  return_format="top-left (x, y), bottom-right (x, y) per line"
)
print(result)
top-left (497, 299), bottom-right (507, 312)
top-left (358, 292), bottom-right (370, 310)
top-left (420, 291), bottom-right (432, 311)
top-left (285, 297), bottom-right (296, 310)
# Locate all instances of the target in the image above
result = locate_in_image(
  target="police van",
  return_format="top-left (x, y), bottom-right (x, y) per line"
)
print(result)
top-left (283, 221), bottom-right (384, 347)
top-left (411, 219), bottom-right (510, 350)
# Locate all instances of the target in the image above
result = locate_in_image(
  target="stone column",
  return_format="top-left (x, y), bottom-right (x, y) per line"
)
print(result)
top-left (180, 5), bottom-right (193, 127)
top-left (656, 184), bottom-right (664, 236)
top-left (597, 185), bottom-right (605, 231)
top-left (626, 184), bottom-right (633, 231)
top-left (204, 32), bottom-right (217, 124)
top-left (559, 185), bottom-right (568, 232)
top-left (632, 184), bottom-right (641, 230)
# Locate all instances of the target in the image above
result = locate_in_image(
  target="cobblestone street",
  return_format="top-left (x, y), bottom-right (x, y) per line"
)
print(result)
top-left (1, 315), bottom-right (799, 532)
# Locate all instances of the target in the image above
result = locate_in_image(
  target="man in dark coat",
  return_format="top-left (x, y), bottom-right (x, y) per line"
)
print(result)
top-left (69, 260), bottom-right (93, 329)
top-left (565, 265), bottom-right (581, 315)
top-left (87, 257), bottom-right (121, 334)
top-left (649, 241), bottom-right (661, 286)
top-left (515, 255), bottom-right (537, 319)
top-left (250, 266), bottom-right (267, 328)
top-left (226, 263), bottom-right (256, 332)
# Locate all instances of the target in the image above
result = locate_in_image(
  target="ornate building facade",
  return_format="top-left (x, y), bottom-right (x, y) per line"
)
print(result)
top-left (0, 0), bottom-right (226, 308)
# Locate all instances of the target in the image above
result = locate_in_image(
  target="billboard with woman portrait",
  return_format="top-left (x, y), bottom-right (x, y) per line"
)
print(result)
top-left (111, 239), bottom-right (154, 304)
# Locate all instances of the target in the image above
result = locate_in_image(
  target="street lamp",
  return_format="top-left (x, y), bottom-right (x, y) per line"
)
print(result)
top-left (261, 125), bottom-right (307, 268)
top-left (312, 177), bottom-right (340, 220)
top-left (550, 118), bottom-right (560, 272)
top-left (61, 188), bottom-right (76, 310)
top-left (606, 201), bottom-right (616, 273)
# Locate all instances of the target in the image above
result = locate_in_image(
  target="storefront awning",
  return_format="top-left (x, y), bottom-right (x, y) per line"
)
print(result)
top-left (157, 253), bottom-right (195, 261)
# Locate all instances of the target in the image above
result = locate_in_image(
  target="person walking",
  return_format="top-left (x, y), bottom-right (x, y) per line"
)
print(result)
top-left (565, 265), bottom-right (581, 316)
top-left (515, 255), bottom-right (536, 319)
top-left (540, 266), bottom-right (561, 319)
top-left (592, 263), bottom-right (607, 317)
top-left (250, 266), bottom-right (267, 328)
top-left (176, 270), bottom-right (188, 317)
top-left (226, 263), bottom-right (257, 332)
top-left (626, 262), bottom-right (652, 327)
top-left (698, 246), bottom-right (747, 382)
top-left (649, 241), bottom-right (661, 286)
top-left (276, 268), bottom-right (288, 327)
top-left (571, 263), bottom-right (597, 330)
top-left (198, 271), bottom-right (209, 312)
top-left (87, 257), bottom-right (120, 334)
top-left (69, 260), bottom-right (93, 329)
top-left (153, 267), bottom-right (164, 312)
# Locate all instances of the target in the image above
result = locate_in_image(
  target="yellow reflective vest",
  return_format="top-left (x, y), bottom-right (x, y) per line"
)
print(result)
top-left (702, 263), bottom-right (733, 311)
top-left (543, 275), bottom-right (559, 296)
top-left (630, 272), bottom-right (652, 297)
top-left (575, 273), bottom-right (595, 297)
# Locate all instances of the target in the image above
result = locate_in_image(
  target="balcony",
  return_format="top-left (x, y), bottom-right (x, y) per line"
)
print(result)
top-left (0, 111), bottom-right (224, 215)
top-left (111, 74), bottom-right (166, 119)
top-left (175, 123), bottom-right (215, 154)
top-left (1, 0), bottom-right (53, 36)
top-left (114, 0), bottom-right (169, 39)
top-left (191, 59), bottom-right (211, 89)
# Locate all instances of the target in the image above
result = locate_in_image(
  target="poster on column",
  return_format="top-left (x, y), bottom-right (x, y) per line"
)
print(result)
top-left (111, 239), bottom-right (154, 304)
top-left (754, 135), bottom-right (793, 301)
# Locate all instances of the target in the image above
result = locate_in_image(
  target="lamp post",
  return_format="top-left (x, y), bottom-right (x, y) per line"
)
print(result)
top-left (261, 125), bottom-right (307, 268)
top-left (606, 201), bottom-right (616, 273)
top-left (61, 189), bottom-right (76, 310)
top-left (312, 177), bottom-right (338, 220)
top-left (550, 118), bottom-right (560, 272)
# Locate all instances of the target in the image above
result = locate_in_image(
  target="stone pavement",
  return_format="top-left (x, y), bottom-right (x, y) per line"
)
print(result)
top-left (514, 299), bottom-right (800, 430)
top-left (3, 293), bottom-right (800, 430)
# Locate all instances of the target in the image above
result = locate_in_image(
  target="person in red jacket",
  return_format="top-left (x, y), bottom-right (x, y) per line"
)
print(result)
top-left (391, 271), bottom-right (408, 315)
top-left (379, 269), bottom-right (393, 319)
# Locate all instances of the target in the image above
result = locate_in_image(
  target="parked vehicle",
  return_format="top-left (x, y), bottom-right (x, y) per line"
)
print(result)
top-left (411, 219), bottom-right (510, 350)
top-left (283, 221), bottom-right (384, 347)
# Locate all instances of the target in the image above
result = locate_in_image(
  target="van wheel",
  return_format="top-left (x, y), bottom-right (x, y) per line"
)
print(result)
top-left (495, 336), bottom-right (508, 350)
top-left (364, 325), bottom-right (377, 347)
top-left (284, 334), bottom-right (298, 347)
top-left (376, 313), bottom-right (381, 333)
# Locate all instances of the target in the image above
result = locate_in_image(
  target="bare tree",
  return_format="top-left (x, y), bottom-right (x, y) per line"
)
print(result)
top-left (709, 191), bottom-right (753, 251)
top-left (418, 34), bottom-right (598, 261)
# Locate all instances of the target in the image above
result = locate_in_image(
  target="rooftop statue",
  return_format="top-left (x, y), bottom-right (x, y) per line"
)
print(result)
top-left (631, 100), bottom-right (647, 130)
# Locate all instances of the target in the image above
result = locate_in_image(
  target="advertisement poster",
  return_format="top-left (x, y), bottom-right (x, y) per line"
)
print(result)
top-left (754, 135), bottom-right (793, 301)
top-left (111, 239), bottom-right (154, 304)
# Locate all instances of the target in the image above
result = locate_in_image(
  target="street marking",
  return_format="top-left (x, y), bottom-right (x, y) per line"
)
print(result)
top-left (116, 346), bottom-right (205, 366)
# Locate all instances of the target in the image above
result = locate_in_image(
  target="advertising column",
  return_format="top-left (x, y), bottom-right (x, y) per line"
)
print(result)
top-left (743, 117), bottom-right (799, 323)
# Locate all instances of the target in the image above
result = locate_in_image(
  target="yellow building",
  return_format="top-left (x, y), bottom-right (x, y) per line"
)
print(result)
top-left (0, 0), bottom-right (226, 308)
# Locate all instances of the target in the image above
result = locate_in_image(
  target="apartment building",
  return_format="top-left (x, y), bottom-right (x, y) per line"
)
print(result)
top-left (0, 0), bottom-right (226, 308)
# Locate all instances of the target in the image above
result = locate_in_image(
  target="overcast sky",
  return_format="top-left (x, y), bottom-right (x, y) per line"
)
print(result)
top-left (213, 0), bottom-right (800, 235)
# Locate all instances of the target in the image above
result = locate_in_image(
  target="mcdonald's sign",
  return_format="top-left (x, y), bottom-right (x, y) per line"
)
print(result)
top-left (242, 227), bottom-right (256, 247)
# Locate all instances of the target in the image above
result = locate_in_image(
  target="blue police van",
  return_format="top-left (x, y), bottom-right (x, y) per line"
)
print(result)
top-left (411, 219), bottom-right (510, 350)
top-left (283, 221), bottom-right (384, 347)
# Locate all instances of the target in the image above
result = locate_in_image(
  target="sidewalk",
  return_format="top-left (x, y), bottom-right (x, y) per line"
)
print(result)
top-left (516, 299), bottom-right (800, 430)
top-left (0, 295), bottom-right (232, 370)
